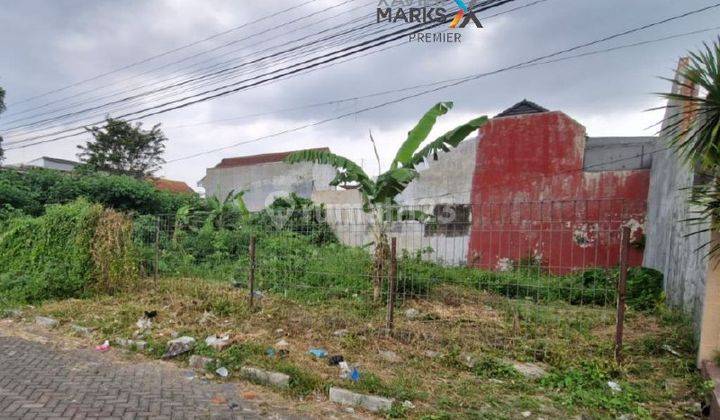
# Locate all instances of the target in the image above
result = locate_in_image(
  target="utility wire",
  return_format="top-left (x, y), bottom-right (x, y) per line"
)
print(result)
top-left (7, 2), bottom-right (717, 153)
top-left (2, 0), bottom-right (371, 121)
top-left (155, 22), bottom-right (720, 131)
top-left (0, 1), bottom-right (385, 131)
top-left (3, 0), bottom-right (516, 145)
top-left (6, 0), bottom-right (323, 107)
top-left (1, 6), bottom-right (402, 135)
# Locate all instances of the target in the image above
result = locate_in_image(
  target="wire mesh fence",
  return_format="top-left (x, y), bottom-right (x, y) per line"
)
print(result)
top-left (132, 198), bottom-right (642, 358)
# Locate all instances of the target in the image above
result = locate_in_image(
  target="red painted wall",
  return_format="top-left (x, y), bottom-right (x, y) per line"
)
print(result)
top-left (467, 111), bottom-right (649, 273)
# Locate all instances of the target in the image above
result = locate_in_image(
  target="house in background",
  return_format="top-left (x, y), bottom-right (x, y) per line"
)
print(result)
top-left (467, 100), bottom-right (654, 272)
top-left (313, 100), bottom-right (657, 267)
top-left (149, 178), bottom-right (195, 194)
top-left (13, 156), bottom-right (80, 172)
top-left (198, 147), bottom-right (336, 211)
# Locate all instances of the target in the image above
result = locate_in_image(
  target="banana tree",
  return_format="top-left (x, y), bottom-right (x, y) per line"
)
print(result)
top-left (286, 101), bottom-right (488, 301)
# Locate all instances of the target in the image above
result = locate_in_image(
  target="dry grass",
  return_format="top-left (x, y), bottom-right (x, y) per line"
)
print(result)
top-left (25, 277), bottom-right (707, 419)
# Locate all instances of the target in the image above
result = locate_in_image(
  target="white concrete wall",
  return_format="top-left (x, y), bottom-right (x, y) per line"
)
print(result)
top-left (26, 158), bottom-right (78, 172)
top-left (311, 137), bottom-right (480, 266)
top-left (201, 161), bottom-right (336, 211)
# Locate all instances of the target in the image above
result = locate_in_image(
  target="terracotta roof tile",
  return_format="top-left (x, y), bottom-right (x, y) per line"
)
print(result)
top-left (214, 147), bottom-right (330, 169)
top-left (150, 178), bottom-right (194, 194)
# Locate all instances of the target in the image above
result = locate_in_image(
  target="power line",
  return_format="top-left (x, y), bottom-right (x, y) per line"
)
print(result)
top-left (0, 0), bottom-right (384, 131)
top-left (6, 0), bottom-right (323, 107)
top-left (157, 16), bottom-right (720, 164)
top-left (2, 0), bottom-right (371, 122)
top-left (150, 23), bottom-right (720, 131)
top-left (3, 0), bottom-right (516, 145)
top-left (7, 2), bottom-right (719, 153)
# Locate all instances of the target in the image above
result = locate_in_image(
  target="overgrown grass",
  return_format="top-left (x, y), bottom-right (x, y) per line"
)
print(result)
top-left (0, 200), bottom-right (139, 307)
top-left (23, 277), bottom-right (705, 419)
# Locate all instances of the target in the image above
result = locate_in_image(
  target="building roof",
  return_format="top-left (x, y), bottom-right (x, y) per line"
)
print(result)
top-left (29, 156), bottom-right (80, 166)
top-left (149, 178), bottom-right (195, 194)
top-left (214, 147), bottom-right (330, 169)
top-left (495, 100), bottom-right (549, 118)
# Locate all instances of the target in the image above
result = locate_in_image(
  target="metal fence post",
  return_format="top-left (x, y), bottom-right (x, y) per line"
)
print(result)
top-left (249, 235), bottom-right (256, 310)
top-left (615, 226), bottom-right (630, 364)
top-left (386, 237), bottom-right (397, 333)
top-left (153, 219), bottom-right (160, 282)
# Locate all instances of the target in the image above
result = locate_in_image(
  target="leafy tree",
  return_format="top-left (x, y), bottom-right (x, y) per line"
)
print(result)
top-left (286, 102), bottom-right (488, 301)
top-left (659, 38), bottom-right (720, 256)
top-left (0, 86), bottom-right (6, 165)
top-left (78, 118), bottom-right (167, 177)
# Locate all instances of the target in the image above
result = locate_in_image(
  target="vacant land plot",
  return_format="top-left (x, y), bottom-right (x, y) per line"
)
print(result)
top-left (16, 277), bottom-right (707, 419)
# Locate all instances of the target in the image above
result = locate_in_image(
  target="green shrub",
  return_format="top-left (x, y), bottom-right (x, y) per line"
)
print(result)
top-left (0, 199), bottom-right (139, 305)
top-left (626, 267), bottom-right (664, 311)
top-left (0, 167), bottom-right (199, 216)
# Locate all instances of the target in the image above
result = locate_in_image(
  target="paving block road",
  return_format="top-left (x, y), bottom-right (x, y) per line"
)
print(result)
top-left (0, 335), bottom-right (299, 419)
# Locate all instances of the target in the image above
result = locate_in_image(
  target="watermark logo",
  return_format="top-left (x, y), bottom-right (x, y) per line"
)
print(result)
top-left (448, 0), bottom-right (483, 28)
top-left (376, 0), bottom-right (482, 43)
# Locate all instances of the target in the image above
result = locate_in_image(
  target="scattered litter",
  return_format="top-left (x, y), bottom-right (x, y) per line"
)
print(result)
top-left (662, 344), bottom-right (681, 357)
top-left (144, 310), bottom-right (158, 319)
top-left (339, 361), bottom-right (360, 382)
top-left (521, 411), bottom-right (532, 418)
top-left (241, 391), bottom-right (257, 400)
top-left (163, 336), bottom-right (196, 359)
top-left (333, 329), bottom-right (349, 337)
top-left (211, 395), bottom-right (227, 405)
top-left (95, 340), bottom-right (110, 352)
top-left (253, 290), bottom-right (264, 299)
top-left (328, 355), bottom-right (344, 366)
top-left (266, 348), bottom-right (276, 357)
top-left (216, 367), bottom-right (229, 378)
top-left (205, 334), bottom-right (231, 351)
top-left (309, 348), bottom-right (327, 358)
top-left (402, 400), bottom-right (416, 409)
top-left (278, 349), bottom-right (289, 358)
top-left (228, 402), bottom-right (239, 410)
top-left (404, 308), bottom-right (420, 319)
top-left (424, 350), bottom-right (441, 358)
top-left (182, 370), bottom-right (195, 380)
top-left (607, 381), bottom-right (622, 393)
top-left (135, 317), bottom-right (152, 331)
top-left (275, 328), bottom-right (284, 335)
top-left (379, 350), bottom-right (402, 363)
top-left (275, 338), bottom-right (289, 350)
top-left (460, 353), bottom-right (477, 369)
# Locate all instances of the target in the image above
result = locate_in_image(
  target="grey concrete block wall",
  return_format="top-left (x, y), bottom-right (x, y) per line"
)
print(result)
top-left (644, 59), bottom-right (708, 331)
top-left (644, 143), bottom-right (708, 329)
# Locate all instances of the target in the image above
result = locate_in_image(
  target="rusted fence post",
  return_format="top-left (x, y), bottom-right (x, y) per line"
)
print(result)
top-left (386, 237), bottom-right (397, 333)
top-left (615, 226), bottom-right (631, 364)
top-left (248, 235), bottom-right (256, 309)
top-left (153, 219), bottom-right (160, 282)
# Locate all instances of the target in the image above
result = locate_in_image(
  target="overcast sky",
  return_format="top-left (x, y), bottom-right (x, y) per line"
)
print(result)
top-left (1, 0), bottom-right (719, 191)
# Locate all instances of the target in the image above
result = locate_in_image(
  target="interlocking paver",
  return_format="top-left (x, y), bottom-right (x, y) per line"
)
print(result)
top-left (0, 336), bottom-right (298, 419)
